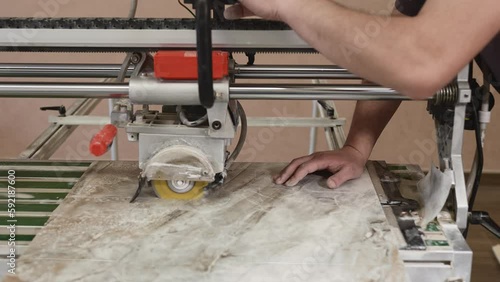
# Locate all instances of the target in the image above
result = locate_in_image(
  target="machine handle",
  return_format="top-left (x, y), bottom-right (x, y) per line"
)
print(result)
top-left (89, 124), bottom-right (117, 157)
top-left (40, 105), bottom-right (66, 117)
top-left (195, 0), bottom-right (215, 108)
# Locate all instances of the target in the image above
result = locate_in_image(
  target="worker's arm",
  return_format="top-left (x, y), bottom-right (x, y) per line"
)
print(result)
top-left (226, 0), bottom-right (500, 99)
top-left (273, 4), bottom-right (404, 188)
top-left (275, 100), bottom-right (400, 188)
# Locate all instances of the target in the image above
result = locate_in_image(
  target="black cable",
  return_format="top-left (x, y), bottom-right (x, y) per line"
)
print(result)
top-left (226, 101), bottom-right (247, 167)
top-left (469, 211), bottom-right (500, 238)
top-left (468, 103), bottom-right (484, 212)
top-left (463, 103), bottom-right (483, 238)
top-left (468, 61), bottom-right (474, 82)
top-left (178, 0), bottom-right (196, 17)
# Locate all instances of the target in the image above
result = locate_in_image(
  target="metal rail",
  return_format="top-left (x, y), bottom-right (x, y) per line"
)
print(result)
top-left (47, 115), bottom-right (347, 128)
top-left (19, 98), bottom-right (101, 159)
top-left (0, 64), bottom-right (358, 79)
top-left (0, 29), bottom-right (310, 52)
top-left (230, 84), bottom-right (411, 100)
top-left (0, 82), bottom-right (129, 98)
top-left (235, 65), bottom-right (359, 79)
top-left (0, 64), bottom-right (134, 78)
top-left (0, 82), bottom-right (412, 100)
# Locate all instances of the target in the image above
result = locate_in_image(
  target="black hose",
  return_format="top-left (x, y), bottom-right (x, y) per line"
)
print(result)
top-left (195, 0), bottom-right (215, 108)
top-left (468, 103), bottom-right (484, 212)
top-left (469, 211), bottom-right (500, 238)
top-left (226, 101), bottom-right (247, 167)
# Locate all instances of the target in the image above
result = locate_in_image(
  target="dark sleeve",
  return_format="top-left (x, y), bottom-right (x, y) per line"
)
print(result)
top-left (478, 36), bottom-right (500, 93)
top-left (395, 0), bottom-right (427, 16)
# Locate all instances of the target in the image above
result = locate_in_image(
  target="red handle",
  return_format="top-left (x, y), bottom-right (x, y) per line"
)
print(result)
top-left (89, 124), bottom-right (117, 157)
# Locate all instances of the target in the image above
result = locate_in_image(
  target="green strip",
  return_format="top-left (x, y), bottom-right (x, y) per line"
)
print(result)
top-left (0, 161), bottom-right (91, 167)
top-left (425, 222), bottom-right (441, 232)
top-left (425, 240), bottom-right (449, 247)
top-left (0, 181), bottom-right (75, 189)
top-left (0, 192), bottom-right (67, 200)
top-left (387, 165), bottom-right (408, 171)
top-left (0, 216), bottom-right (49, 226)
top-left (11, 203), bottom-right (59, 212)
top-left (0, 234), bottom-right (35, 242)
top-left (397, 173), bottom-right (421, 181)
top-left (0, 170), bottom-right (84, 178)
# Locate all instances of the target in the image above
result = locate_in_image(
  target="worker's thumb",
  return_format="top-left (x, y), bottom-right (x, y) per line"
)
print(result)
top-left (326, 167), bottom-right (353, 189)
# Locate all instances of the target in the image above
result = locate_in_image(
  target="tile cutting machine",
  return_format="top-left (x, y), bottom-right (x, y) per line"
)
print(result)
top-left (0, 1), bottom-right (498, 281)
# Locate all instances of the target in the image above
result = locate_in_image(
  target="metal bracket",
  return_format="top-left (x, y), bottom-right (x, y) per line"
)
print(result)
top-left (431, 66), bottom-right (471, 230)
top-left (131, 52), bottom-right (154, 77)
top-left (207, 78), bottom-right (235, 138)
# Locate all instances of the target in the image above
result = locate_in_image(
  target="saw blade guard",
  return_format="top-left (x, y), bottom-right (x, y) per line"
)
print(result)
top-left (141, 145), bottom-right (216, 183)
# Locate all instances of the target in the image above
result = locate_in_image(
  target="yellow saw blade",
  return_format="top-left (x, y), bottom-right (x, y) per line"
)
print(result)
top-left (151, 180), bottom-right (207, 200)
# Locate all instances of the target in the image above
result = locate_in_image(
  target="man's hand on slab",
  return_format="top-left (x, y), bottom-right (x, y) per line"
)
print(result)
top-left (274, 145), bottom-right (367, 189)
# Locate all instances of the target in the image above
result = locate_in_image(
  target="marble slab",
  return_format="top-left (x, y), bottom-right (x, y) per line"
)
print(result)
top-left (4, 162), bottom-right (407, 282)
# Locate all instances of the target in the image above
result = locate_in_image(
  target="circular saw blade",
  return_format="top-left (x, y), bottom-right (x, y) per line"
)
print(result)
top-left (151, 180), bottom-right (207, 200)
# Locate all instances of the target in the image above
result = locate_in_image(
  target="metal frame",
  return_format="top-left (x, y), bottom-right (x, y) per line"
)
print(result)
top-left (318, 100), bottom-right (346, 150)
top-left (0, 82), bottom-right (411, 100)
top-left (0, 64), bottom-right (359, 80)
top-left (6, 62), bottom-right (468, 228)
top-left (0, 64), bottom-right (135, 78)
top-left (367, 161), bottom-right (472, 282)
top-left (49, 115), bottom-right (347, 128)
top-left (19, 98), bottom-right (101, 160)
top-left (0, 59), bottom-right (473, 282)
top-left (0, 29), bottom-right (309, 51)
top-left (400, 216), bottom-right (472, 282)
top-left (444, 68), bottom-right (471, 230)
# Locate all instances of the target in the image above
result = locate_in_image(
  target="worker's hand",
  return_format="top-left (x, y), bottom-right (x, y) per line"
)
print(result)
top-left (224, 0), bottom-right (299, 21)
top-left (274, 145), bottom-right (367, 189)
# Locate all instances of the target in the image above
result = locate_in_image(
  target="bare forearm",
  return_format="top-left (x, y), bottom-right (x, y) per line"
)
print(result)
top-left (279, 0), bottom-right (430, 98)
top-left (279, 0), bottom-right (500, 99)
top-left (345, 101), bottom-right (401, 160)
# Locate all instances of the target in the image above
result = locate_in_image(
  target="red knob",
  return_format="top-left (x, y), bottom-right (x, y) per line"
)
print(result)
top-left (89, 124), bottom-right (117, 157)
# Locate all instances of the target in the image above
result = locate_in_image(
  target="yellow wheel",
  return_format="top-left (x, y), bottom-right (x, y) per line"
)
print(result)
top-left (151, 180), bottom-right (208, 200)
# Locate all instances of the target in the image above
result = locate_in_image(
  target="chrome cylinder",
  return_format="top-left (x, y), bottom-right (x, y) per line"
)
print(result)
top-left (0, 82), bottom-right (415, 101)
top-left (0, 82), bottom-right (128, 98)
top-left (230, 84), bottom-right (412, 100)
top-left (235, 65), bottom-right (358, 79)
top-left (129, 76), bottom-right (230, 105)
top-left (0, 63), bottom-right (357, 80)
top-left (0, 63), bottom-right (134, 78)
top-left (129, 75), bottom-right (201, 105)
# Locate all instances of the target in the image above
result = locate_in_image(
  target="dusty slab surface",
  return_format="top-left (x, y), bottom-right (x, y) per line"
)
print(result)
top-left (5, 162), bottom-right (406, 282)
